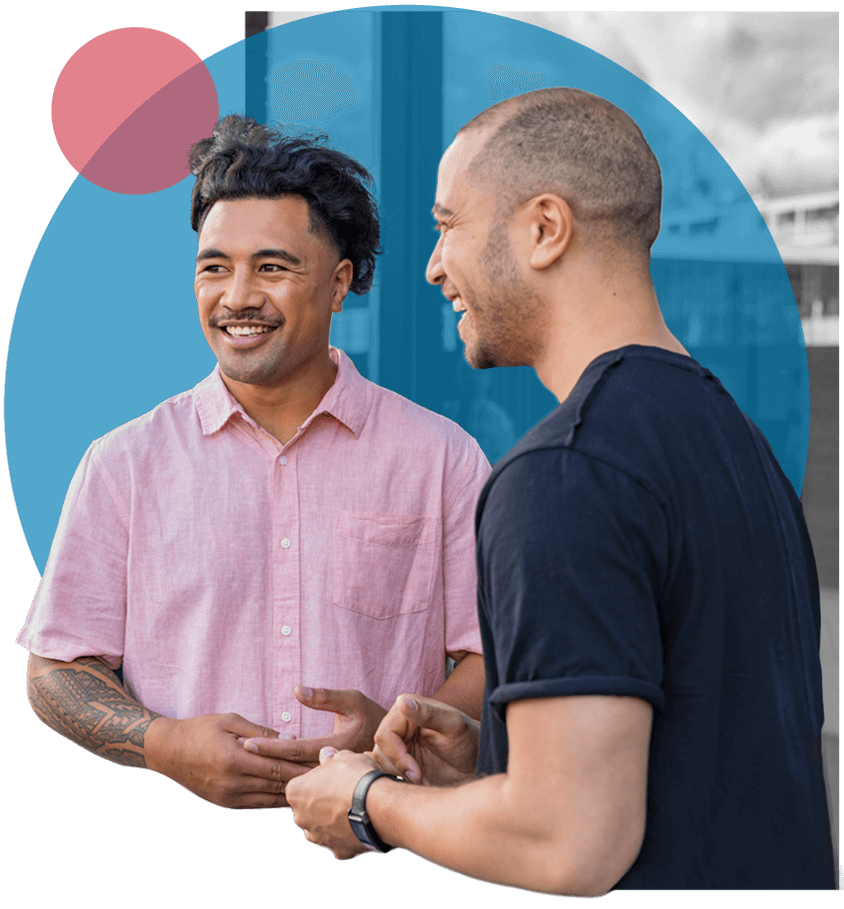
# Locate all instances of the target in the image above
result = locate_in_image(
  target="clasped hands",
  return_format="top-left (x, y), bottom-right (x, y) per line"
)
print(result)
top-left (147, 685), bottom-right (386, 808)
top-left (281, 693), bottom-right (480, 859)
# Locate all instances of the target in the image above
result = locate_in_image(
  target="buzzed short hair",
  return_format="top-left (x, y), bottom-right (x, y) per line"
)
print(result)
top-left (460, 88), bottom-right (662, 255)
top-left (189, 114), bottom-right (381, 296)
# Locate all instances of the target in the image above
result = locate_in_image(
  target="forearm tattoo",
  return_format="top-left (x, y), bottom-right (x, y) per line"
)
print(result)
top-left (27, 655), bottom-right (161, 768)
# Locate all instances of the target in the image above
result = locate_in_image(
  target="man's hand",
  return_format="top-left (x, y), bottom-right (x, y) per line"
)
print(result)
top-left (146, 713), bottom-right (310, 808)
top-left (241, 685), bottom-right (387, 765)
top-left (27, 655), bottom-right (300, 809)
top-left (286, 747), bottom-right (381, 860)
top-left (372, 694), bottom-right (479, 786)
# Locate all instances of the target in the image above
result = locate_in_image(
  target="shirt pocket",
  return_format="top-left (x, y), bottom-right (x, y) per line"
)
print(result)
top-left (333, 511), bottom-right (438, 619)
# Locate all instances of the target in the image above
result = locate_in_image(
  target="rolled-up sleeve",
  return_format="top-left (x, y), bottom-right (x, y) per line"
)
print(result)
top-left (478, 448), bottom-right (667, 720)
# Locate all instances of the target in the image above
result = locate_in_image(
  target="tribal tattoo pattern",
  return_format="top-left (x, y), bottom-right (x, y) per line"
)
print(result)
top-left (27, 655), bottom-right (161, 768)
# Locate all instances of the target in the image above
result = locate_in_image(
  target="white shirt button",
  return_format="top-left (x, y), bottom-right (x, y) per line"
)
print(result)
top-left (280, 537), bottom-right (291, 549)
top-left (281, 624), bottom-right (292, 636)
top-left (279, 455), bottom-right (288, 466)
top-left (281, 711), bottom-right (292, 723)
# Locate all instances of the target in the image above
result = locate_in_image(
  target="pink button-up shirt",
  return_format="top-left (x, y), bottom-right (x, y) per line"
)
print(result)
top-left (18, 349), bottom-right (489, 736)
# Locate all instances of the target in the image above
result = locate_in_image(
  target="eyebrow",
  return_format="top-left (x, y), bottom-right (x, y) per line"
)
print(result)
top-left (196, 247), bottom-right (303, 266)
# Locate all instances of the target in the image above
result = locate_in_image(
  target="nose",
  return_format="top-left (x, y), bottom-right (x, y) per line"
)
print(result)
top-left (221, 267), bottom-right (265, 311)
top-left (426, 233), bottom-right (445, 286)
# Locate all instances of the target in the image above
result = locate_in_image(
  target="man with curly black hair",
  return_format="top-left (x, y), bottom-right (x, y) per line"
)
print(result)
top-left (19, 115), bottom-right (488, 809)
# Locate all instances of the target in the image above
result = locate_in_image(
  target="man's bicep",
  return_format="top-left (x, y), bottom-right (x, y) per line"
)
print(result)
top-left (505, 695), bottom-right (652, 894)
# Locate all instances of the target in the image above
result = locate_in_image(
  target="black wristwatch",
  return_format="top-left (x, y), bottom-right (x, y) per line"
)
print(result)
top-left (347, 769), bottom-right (403, 853)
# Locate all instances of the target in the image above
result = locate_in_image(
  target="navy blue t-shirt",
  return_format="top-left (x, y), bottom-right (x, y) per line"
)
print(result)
top-left (475, 346), bottom-right (834, 889)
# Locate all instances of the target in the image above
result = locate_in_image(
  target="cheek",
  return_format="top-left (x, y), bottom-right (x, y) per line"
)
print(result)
top-left (195, 282), bottom-right (215, 313)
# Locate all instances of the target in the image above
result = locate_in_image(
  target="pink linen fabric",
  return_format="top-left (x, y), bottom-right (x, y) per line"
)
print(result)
top-left (18, 349), bottom-right (490, 737)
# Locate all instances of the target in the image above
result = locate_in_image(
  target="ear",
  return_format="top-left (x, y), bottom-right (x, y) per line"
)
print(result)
top-left (523, 194), bottom-right (574, 270)
top-left (331, 259), bottom-right (354, 312)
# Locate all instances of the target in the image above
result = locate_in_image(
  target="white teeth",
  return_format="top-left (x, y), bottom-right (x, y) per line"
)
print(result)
top-left (225, 325), bottom-right (274, 337)
top-left (452, 298), bottom-right (466, 313)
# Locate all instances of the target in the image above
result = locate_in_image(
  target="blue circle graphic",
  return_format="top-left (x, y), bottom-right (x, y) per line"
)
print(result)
top-left (6, 8), bottom-right (809, 571)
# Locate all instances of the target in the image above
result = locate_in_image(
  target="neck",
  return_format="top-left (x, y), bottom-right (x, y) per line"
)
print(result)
top-left (221, 352), bottom-right (338, 445)
top-left (532, 266), bottom-right (688, 403)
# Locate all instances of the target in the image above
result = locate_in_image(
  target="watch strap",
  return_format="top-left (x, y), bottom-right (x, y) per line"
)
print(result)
top-left (347, 769), bottom-right (402, 853)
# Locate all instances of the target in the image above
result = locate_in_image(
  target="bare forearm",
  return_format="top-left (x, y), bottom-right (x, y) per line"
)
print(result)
top-left (432, 652), bottom-right (484, 720)
top-left (26, 654), bottom-right (161, 768)
top-left (367, 696), bottom-right (650, 894)
top-left (368, 774), bottom-right (610, 896)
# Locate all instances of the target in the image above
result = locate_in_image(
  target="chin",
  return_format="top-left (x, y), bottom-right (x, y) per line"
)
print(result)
top-left (462, 328), bottom-right (495, 370)
top-left (219, 359), bottom-right (284, 387)
top-left (464, 345), bottom-right (498, 370)
top-left (465, 355), bottom-right (497, 370)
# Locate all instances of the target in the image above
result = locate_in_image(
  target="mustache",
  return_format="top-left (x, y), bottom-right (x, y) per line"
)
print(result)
top-left (208, 310), bottom-right (285, 329)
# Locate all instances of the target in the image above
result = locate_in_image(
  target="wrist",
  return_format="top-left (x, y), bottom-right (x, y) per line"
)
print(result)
top-left (143, 715), bottom-right (179, 775)
top-left (347, 770), bottom-right (404, 853)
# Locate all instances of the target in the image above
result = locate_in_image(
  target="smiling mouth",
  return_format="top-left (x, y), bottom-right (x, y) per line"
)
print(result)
top-left (222, 324), bottom-right (277, 337)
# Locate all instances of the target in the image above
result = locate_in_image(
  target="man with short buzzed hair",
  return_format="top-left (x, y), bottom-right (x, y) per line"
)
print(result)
top-left (283, 88), bottom-right (835, 891)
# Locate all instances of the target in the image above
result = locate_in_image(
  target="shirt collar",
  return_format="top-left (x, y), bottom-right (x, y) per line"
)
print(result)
top-left (193, 347), bottom-right (371, 439)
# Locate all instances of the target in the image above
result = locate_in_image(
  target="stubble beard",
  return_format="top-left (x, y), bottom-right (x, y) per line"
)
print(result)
top-left (214, 335), bottom-right (293, 388)
top-left (467, 220), bottom-right (545, 370)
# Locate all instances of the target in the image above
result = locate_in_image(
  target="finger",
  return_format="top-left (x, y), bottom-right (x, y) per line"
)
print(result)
top-left (395, 694), bottom-right (467, 737)
top-left (222, 713), bottom-right (281, 740)
top-left (372, 738), bottom-right (422, 784)
top-left (230, 789), bottom-right (291, 809)
top-left (373, 702), bottom-right (417, 763)
top-left (294, 685), bottom-right (362, 719)
top-left (243, 735), bottom-right (331, 763)
top-left (372, 722), bottom-right (422, 783)
top-left (239, 733), bottom-right (295, 748)
top-left (374, 699), bottom-right (415, 745)
top-left (320, 746), bottom-right (338, 764)
top-left (237, 750), bottom-right (315, 783)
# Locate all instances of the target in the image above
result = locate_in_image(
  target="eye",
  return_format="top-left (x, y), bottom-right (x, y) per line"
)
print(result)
top-left (259, 263), bottom-right (288, 273)
top-left (199, 263), bottom-right (227, 274)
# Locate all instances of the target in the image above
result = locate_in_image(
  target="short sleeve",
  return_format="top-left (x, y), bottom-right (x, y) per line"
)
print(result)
top-left (477, 448), bottom-right (667, 720)
top-left (16, 443), bottom-right (129, 667)
top-left (441, 436), bottom-right (490, 656)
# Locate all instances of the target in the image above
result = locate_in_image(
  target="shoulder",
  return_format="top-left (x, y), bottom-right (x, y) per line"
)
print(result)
top-left (363, 378), bottom-right (489, 468)
top-left (87, 383), bottom-right (201, 467)
top-left (479, 348), bottom-right (706, 515)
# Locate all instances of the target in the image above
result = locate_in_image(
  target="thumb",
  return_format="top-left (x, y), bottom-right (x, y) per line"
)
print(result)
top-left (295, 685), bottom-right (361, 718)
top-left (396, 694), bottom-right (465, 736)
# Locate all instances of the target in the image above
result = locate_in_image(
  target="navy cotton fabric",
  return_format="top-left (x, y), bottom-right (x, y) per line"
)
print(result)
top-left (475, 346), bottom-right (834, 889)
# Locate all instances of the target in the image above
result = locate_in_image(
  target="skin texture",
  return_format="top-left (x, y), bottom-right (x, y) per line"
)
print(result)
top-left (427, 130), bottom-right (549, 371)
top-left (194, 195), bottom-right (353, 444)
top-left (371, 693), bottom-right (479, 786)
top-left (27, 654), bottom-right (161, 768)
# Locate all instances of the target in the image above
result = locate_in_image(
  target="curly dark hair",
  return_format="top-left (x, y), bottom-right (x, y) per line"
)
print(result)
top-left (189, 114), bottom-right (381, 295)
